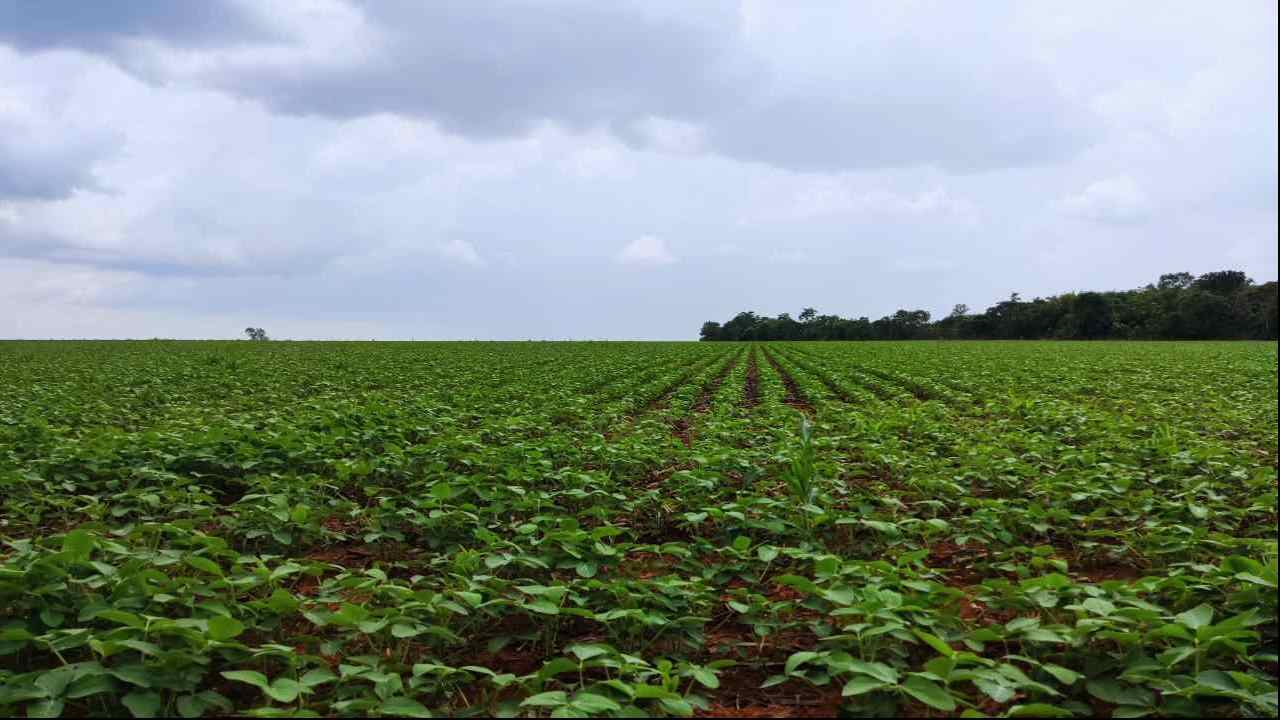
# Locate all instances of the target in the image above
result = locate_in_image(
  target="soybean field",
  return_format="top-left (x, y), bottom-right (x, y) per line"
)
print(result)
top-left (0, 340), bottom-right (1276, 718)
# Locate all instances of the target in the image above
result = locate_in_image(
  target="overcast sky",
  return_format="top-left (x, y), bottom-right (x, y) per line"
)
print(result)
top-left (1, 1), bottom-right (1276, 339)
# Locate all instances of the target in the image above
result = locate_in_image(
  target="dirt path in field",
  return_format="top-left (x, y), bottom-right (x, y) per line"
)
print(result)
top-left (771, 347), bottom-right (860, 404)
top-left (603, 353), bottom-right (726, 443)
top-left (762, 347), bottom-right (813, 414)
top-left (639, 352), bottom-right (726, 413)
top-left (670, 418), bottom-right (692, 447)
top-left (784, 347), bottom-right (899, 402)
top-left (850, 364), bottom-right (934, 401)
top-left (606, 349), bottom-right (731, 444)
top-left (742, 349), bottom-right (761, 408)
top-left (670, 349), bottom-right (744, 447)
top-left (602, 354), bottom-right (706, 404)
top-left (694, 350), bottom-right (741, 413)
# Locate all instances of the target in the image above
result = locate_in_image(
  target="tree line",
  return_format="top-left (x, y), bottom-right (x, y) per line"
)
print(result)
top-left (699, 270), bottom-right (1279, 341)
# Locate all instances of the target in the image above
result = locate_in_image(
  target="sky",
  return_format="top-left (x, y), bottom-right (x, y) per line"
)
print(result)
top-left (1, 1), bottom-right (1276, 340)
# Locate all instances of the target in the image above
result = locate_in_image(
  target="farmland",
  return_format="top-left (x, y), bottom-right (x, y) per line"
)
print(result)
top-left (0, 340), bottom-right (1276, 718)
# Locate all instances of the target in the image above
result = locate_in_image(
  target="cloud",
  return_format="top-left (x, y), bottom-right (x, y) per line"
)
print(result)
top-left (170, 3), bottom-right (735, 139)
top-left (1061, 176), bottom-right (1152, 223)
top-left (747, 182), bottom-right (978, 225)
top-left (0, 49), bottom-right (490, 279)
top-left (439, 238), bottom-right (484, 267)
top-left (0, 132), bottom-right (110, 200)
top-left (616, 235), bottom-right (676, 265)
top-left (0, 2), bottom-right (1275, 340)
top-left (0, 256), bottom-right (136, 306)
top-left (0, 0), bottom-right (269, 52)
top-left (630, 116), bottom-right (706, 156)
top-left (0, 47), bottom-right (121, 199)
top-left (5, 2), bottom-right (1096, 174)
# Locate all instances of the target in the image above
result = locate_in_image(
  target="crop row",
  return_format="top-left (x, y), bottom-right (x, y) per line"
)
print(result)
top-left (0, 339), bottom-right (1274, 718)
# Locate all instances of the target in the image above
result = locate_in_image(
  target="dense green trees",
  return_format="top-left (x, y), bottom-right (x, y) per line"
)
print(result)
top-left (700, 270), bottom-right (1278, 341)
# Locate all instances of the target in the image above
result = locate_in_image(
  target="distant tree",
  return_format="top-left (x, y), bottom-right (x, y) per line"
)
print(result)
top-left (874, 309), bottom-right (932, 339)
top-left (1178, 291), bottom-right (1233, 339)
top-left (699, 321), bottom-right (722, 342)
top-left (1193, 270), bottom-right (1251, 296)
top-left (774, 313), bottom-right (802, 340)
top-left (847, 316), bottom-right (874, 340)
top-left (1238, 281), bottom-right (1279, 339)
top-left (244, 327), bottom-right (269, 341)
top-left (803, 314), bottom-right (837, 339)
top-left (1070, 292), bottom-right (1114, 339)
top-left (721, 311), bottom-right (762, 341)
top-left (1158, 272), bottom-right (1195, 290)
top-left (697, 268), bottom-right (1267, 341)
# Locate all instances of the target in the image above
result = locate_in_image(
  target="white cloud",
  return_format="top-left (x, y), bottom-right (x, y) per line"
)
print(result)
top-left (0, 257), bottom-right (136, 307)
top-left (632, 116), bottom-right (706, 156)
top-left (616, 235), bottom-right (676, 265)
top-left (808, 186), bottom-right (973, 219)
top-left (0, 48), bottom-right (118, 200)
top-left (1061, 176), bottom-right (1152, 223)
top-left (744, 181), bottom-right (977, 225)
top-left (438, 238), bottom-right (484, 267)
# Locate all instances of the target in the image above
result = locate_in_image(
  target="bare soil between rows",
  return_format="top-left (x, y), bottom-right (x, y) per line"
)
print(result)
top-left (762, 348), bottom-right (813, 413)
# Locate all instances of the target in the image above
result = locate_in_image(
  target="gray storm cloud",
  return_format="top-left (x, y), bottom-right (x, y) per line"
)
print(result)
top-left (0, 0), bottom-right (268, 52)
top-left (1, 1), bottom-right (1096, 173)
